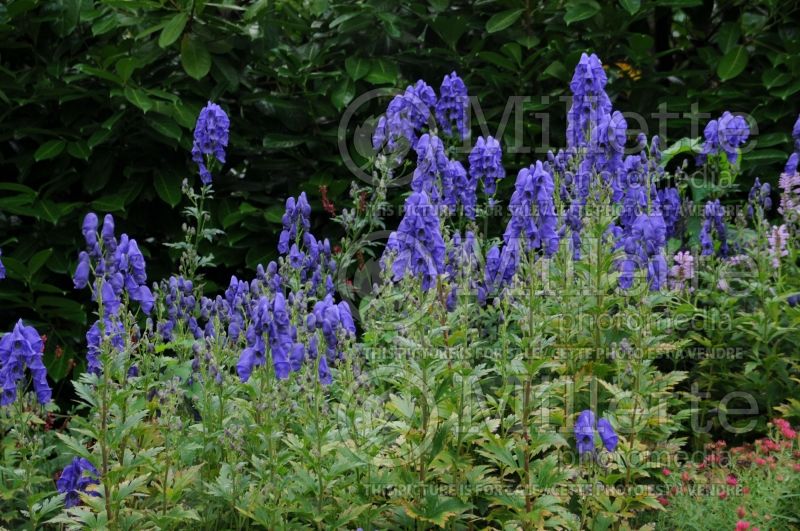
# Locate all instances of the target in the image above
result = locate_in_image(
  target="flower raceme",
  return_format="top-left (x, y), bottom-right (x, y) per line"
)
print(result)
top-left (192, 101), bottom-right (230, 184)
top-left (0, 320), bottom-right (51, 406)
top-left (574, 409), bottom-right (619, 455)
top-left (74, 212), bottom-right (153, 374)
top-left (57, 457), bottom-right (100, 508)
top-left (697, 111), bottom-right (750, 165)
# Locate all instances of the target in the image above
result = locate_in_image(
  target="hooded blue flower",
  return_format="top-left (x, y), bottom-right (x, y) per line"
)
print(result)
top-left (700, 199), bottom-right (728, 257)
top-left (192, 101), bottom-right (230, 184)
top-left (373, 81), bottom-right (436, 154)
top-left (505, 161), bottom-right (559, 257)
top-left (0, 248), bottom-right (5, 280)
top-left (574, 409), bottom-right (596, 455)
top-left (57, 457), bottom-right (100, 508)
top-left (0, 320), bottom-right (51, 406)
top-left (435, 71), bottom-right (469, 139)
top-left (468, 136), bottom-right (505, 195)
top-left (596, 418), bottom-right (619, 451)
top-left (575, 409), bottom-right (618, 455)
top-left (411, 133), bottom-right (450, 204)
top-left (383, 191), bottom-right (446, 291)
top-left (567, 53), bottom-right (612, 149)
top-left (698, 112), bottom-right (749, 165)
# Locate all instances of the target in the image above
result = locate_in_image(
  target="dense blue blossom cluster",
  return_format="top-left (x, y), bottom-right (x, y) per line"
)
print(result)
top-left (0, 320), bottom-right (51, 406)
top-left (57, 457), bottom-right (100, 508)
top-left (697, 111), bottom-right (750, 165)
top-left (74, 213), bottom-right (153, 373)
top-left (383, 191), bottom-right (446, 291)
top-left (233, 193), bottom-right (351, 384)
top-left (192, 101), bottom-right (230, 184)
top-left (435, 71), bottom-right (469, 139)
top-left (700, 199), bottom-right (728, 257)
top-left (468, 136), bottom-right (505, 196)
top-left (566, 53), bottom-right (612, 150)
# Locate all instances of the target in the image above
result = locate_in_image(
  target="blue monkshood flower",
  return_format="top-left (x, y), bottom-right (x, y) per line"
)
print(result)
top-left (657, 187), bottom-right (682, 238)
top-left (73, 252), bottom-right (90, 289)
top-left (101, 214), bottom-right (116, 252)
top-left (589, 110), bottom-right (627, 178)
top-left (698, 112), bottom-right (749, 165)
top-left (505, 161), bottom-right (559, 256)
top-left (793, 114), bottom-right (800, 152)
top-left (411, 133), bottom-right (449, 204)
top-left (0, 248), bottom-right (5, 280)
top-left (435, 71), bottom-right (469, 139)
top-left (82, 213), bottom-right (99, 254)
top-left (278, 193), bottom-right (312, 254)
top-left (101, 282), bottom-right (120, 317)
top-left (700, 199), bottom-right (728, 257)
top-left (786, 153), bottom-right (799, 175)
top-left (596, 418), bottom-right (619, 451)
top-left (567, 53), bottom-right (612, 149)
top-left (448, 160), bottom-right (476, 218)
top-left (383, 191), bottom-right (446, 291)
top-left (0, 320), bottom-right (51, 406)
top-left (191, 101), bottom-right (230, 184)
top-left (86, 319), bottom-right (125, 375)
top-left (747, 177), bottom-right (772, 217)
top-left (788, 294), bottom-right (800, 307)
top-left (574, 409), bottom-right (596, 455)
top-left (318, 354), bottom-right (332, 385)
top-left (468, 136), bottom-right (505, 195)
top-left (575, 409), bottom-right (619, 455)
top-left (57, 457), bottom-right (100, 508)
top-left (373, 81), bottom-right (436, 154)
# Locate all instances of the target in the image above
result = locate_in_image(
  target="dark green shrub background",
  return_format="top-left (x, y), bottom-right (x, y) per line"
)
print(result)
top-left (1, 0), bottom-right (799, 384)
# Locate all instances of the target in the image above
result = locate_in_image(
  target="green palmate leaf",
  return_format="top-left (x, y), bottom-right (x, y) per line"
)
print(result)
top-left (485, 9), bottom-right (523, 34)
top-left (159, 12), bottom-right (188, 48)
top-left (154, 171), bottom-right (183, 207)
top-left (34, 140), bottom-right (65, 161)
top-left (344, 56), bottom-right (370, 80)
top-left (564, 1), bottom-right (600, 25)
top-left (618, 0), bottom-right (640, 15)
top-left (717, 46), bottom-right (749, 81)
top-left (181, 35), bottom-right (212, 80)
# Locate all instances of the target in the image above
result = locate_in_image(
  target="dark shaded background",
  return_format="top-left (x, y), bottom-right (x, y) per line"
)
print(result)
top-left (1, 0), bottom-right (799, 383)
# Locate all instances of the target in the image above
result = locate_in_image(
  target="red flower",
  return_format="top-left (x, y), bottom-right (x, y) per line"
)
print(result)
top-left (662, 468), bottom-right (671, 476)
top-left (737, 506), bottom-right (746, 518)
top-left (681, 471), bottom-right (690, 483)
top-left (735, 521), bottom-right (751, 531)
top-left (657, 496), bottom-right (669, 507)
top-left (726, 474), bottom-right (738, 486)
top-left (719, 491), bottom-right (728, 500)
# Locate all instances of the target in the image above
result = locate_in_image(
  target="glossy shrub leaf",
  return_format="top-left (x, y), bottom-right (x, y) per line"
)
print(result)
top-left (565, 1), bottom-right (601, 25)
top-left (345, 57), bottom-right (370, 80)
top-left (717, 46), bottom-right (749, 81)
top-left (181, 35), bottom-right (211, 80)
top-left (485, 9), bottom-right (523, 34)
top-left (618, 0), bottom-right (640, 15)
top-left (159, 12), bottom-right (188, 48)
top-left (34, 140), bottom-right (65, 161)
